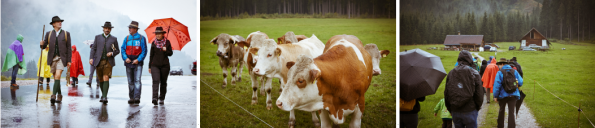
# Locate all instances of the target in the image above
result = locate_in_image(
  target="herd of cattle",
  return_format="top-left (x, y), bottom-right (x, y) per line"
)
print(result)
top-left (210, 31), bottom-right (390, 127)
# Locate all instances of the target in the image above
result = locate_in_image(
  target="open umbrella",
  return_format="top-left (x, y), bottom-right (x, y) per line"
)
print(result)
top-left (400, 49), bottom-right (447, 100)
top-left (145, 18), bottom-right (191, 51)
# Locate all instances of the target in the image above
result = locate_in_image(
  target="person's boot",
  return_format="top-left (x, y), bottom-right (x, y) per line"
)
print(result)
top-left (56, 95), bottom-right (63, 103)
top-left (86, 82), bottom-right (91, 86)
top-left (128, 99), bottom-right (134, 104)
top-left (134, 98), bottom-right (140, 104)
top-left (50, 95), bottom-right (56, 104)
top-left (159, 99), bottom-right (164, 104)
top-left (152, 99), bottom-right (158, 105)
top-left (102, 97), bottom-right (108, 104)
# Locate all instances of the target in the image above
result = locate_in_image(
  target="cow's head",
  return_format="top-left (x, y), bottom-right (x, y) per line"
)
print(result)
top-left (364, 44), bottom-right (390, 76)
top-left (244, 33), bottom-right (269, 64)
top-left (276, 55), bottom-right (321, 111)
top-left (250, 38), bottom-right (281, 76)
top-left (277, 31), bottom-right (299, 44)
top-left (210, 33), bottom-right (239, 59)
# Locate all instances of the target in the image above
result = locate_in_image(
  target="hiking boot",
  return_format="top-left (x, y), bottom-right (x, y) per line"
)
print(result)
top-left (159, 99), bottom-right (164, 105)
top-left (100, 97), bottom-right (105, 102)
top-left (50, 95), bottom-right (56, 104)
top-left (134, 98), bottom-right (140, 104)
top-left (102, 97), bottom-right (108, 104)
top-left (128, 99), bottom-right (134, 104)
top-left (86, 82), bottom-right (91, 86)
top-left (152, 99), bottom-right (158, 105)
top-left (56, 95), bottom-right (63, 103)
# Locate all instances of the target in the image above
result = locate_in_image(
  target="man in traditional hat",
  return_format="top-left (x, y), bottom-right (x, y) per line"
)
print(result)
top-left (39, 16), bottom-right (71, 104)
top-left (493, 58), bottom-right (523, 128)
top-left (121, 21), bottom-right (147, 104)
top-left (2, 34), bottom-right (26, 88)
top-left (90, 21), bottom-right (120, 104)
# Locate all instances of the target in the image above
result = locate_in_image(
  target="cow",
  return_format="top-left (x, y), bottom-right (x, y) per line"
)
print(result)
top-left (277, 31), bottom-right (308, 44)
top-left (363, 44), bottom-right (390, 76)
top-left (276, 35), bottom-right (374, 127)
top-left (210, 33), bottom-right (245, 88)
top-left (249, 33), bottom-right (325, 127)
top-left (236, 31), bottom-right (271, 102)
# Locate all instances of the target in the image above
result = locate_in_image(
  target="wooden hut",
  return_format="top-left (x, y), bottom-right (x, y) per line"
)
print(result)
top-left (443, 35), bottom-right (484, 51)
top-left (519, 28), bottom-right (551, 49)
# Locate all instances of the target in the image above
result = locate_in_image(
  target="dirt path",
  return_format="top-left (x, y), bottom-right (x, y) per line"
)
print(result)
top-left (472, 52), bottom-right (540, 127)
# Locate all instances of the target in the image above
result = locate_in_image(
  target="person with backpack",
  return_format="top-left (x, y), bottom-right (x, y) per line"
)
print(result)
top-left (434, 98), bottom-right (452, 128)
top-left (444, 50), bottom-right (484, 128)
top-left (39, 16), bottom-right (72, 104)
top-left (121, 21), bottom-right (148, 105)
top-left (493, 58), bottom-right (523, 128)
top-left (479, 60), bottom-right (487, 77)
top-left (399, 96), bottom-right (425, 128)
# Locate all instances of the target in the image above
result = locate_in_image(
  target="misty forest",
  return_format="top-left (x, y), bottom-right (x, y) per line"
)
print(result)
top-left (200, 0), bottom-right (396, 19)
top-left (400, 0), bottom-right (595, 45)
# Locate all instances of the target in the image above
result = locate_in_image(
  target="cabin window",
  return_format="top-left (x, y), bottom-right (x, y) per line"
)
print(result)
top-left (530, 32), bottom-right (534, 39)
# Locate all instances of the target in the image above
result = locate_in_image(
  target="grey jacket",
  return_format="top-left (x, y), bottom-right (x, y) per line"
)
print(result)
top-left (90, 34), bottom-right (120, 67)
top-left (41, 29), bottom-right (71, 66)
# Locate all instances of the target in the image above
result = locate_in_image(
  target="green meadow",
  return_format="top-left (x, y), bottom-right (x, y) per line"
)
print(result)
top-left (400, 41), bottom-right (595, 127)
top-left (200, 18), bottom-right (396, 127)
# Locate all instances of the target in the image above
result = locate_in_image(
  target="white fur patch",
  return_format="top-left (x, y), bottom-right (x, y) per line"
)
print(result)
top-left (329, 39), bottom-right (366, 67)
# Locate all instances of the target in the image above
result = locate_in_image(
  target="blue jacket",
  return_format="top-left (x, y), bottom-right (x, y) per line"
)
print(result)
top-left (121, 33), bottom-right (148, 62)
top-left (493, 65), bottom-right (524, 100)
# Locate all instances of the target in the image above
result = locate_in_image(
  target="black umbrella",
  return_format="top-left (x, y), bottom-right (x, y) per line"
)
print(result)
top-left (516, 90), bottom-right (526, 116)
top-left (400, 49), bottom-right (447, 101)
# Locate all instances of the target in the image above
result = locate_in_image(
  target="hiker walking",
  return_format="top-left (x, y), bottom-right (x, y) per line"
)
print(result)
top-left (70, 45), bottom-right (85, 85)
top-left (493, 58), bottom-right (524, 128)
top-left (2, 34), bottom-right (27, 88)
top-left (479, 60), bottom-right (487, 77)
top-left (38, 46), bottom-right (52, 88)
top-left (121, 21), bottom-right (148, 104)
top-left (400, 96), bottom-right (425, 128)
top-left (86, 44), bottom-right (100, 86)
top-left (148, 27), bottom-right (173, 105)
top-left (509, 57), bottom-right (523, 78)
top-left (90, 21), bottom-right (120, 104)
top-left (434, 98), bottom-right (453, 128)
top-left (444, 50), bottom-right (484, 128)
top-left (39, 16), bottom-right (72, 104)
top-left (482, 57), bottom-right (498, 103)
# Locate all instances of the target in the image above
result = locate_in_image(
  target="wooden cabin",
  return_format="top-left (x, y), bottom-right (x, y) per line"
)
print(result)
top-left (519, 28), bottom-right (551, 49)
top-left (443, 35), bottom-right (485, 51)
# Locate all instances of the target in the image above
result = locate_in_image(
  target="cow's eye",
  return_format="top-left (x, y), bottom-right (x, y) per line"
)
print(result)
top-left (267, 54), bottom-right (272, 57)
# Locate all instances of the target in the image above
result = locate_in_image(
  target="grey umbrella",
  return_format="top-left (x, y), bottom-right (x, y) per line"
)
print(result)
top-left (400, 49), bottom-right (447, 101)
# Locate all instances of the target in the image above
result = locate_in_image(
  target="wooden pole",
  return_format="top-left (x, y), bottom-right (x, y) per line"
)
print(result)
top-left (37, 25), bottom-right (45, 102)
top-left (578, 103), bottom-right (581, 128)
top-left (533, 80), bottom-right (535, 100)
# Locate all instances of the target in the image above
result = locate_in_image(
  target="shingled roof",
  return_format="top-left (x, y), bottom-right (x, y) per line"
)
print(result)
top-left (443, 35), bottom-right (484, 46)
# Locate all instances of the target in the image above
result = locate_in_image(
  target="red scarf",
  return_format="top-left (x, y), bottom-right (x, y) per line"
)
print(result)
top-left (155, 37), bottom-right (167, 48)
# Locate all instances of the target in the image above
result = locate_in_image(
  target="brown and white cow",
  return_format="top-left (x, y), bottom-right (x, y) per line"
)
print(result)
top-left (277, 31), bottom-right (308, 44)
top-left (210, 33), bottom-right (245, 88)
top-left (236, 31), bottom-right (270, 102)
top-left (249, 34), bottom-right (325, 127)
top-left (277, 35), bottom-right (374, 127)
top-left (363, 44), bottom-right (390, 76)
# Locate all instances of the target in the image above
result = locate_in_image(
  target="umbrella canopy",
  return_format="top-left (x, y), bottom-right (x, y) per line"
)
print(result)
top-left (145, 18), bottom-right (191, 51)
top-left (83, 40), bottom-right (94, 46)
top-left (400, 49), bottom-right (447, 100)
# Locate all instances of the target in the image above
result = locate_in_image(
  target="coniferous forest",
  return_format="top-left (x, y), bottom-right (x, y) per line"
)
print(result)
top-left (400, 0), bottom-right (595, 45)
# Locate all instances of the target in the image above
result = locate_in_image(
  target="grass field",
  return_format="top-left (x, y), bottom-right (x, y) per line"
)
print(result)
top-left (401, 41), bottom-right (595, 127)
top-left (200, 18), bottom-right (396, 127)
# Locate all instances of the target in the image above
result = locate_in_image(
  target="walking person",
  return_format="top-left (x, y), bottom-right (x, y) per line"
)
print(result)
top-left (39, 16), bottom-right (72, 104)
top-left (86, 44), bottom-right (100, 86)
top-left (399, 96), bottom-right (425, 128)
top-left (482, 57), bottom-right (498, 103)
top-left (444, 50), bottom-right (484, 128)
top-left (121, 21), bottom-right (148, 104)
top-left (90, 21), bottom-right (120, 104)
top-left (148, 27), bottom-right (173, 105)
top-left (38, 46), bottom-right (52, 89)
top-left (2, 34), bottom-right (27, 88)
top-left (493, 58), bottom-right (523, 128)
top-left (70, 45), bottom-right (85, 85)
top-left (509, 57), bottom-right (523, 78)
top-left (479, 60), bottom-right (487, 77)
top-left (434, 98), bottom-right (452, 128)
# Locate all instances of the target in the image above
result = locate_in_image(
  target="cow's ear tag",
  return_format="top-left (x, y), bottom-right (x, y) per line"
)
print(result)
top-left (235, 44), bottom-right (238, 46)
top-left (382, 54), bottom-right (386, 58)
top-left (244, 46), bottom-right (247, 49)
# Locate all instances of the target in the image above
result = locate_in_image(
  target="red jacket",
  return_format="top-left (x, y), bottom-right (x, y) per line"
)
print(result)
top-left (481, 58), bottom-right (498, 93)
top-left (70, 45), bottom-right (85, 77)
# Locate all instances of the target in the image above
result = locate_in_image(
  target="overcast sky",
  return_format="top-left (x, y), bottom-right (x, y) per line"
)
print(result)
top-left (89, 0), bottom-right (197, 58)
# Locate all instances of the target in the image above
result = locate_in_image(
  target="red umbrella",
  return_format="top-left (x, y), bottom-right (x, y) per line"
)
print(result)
top-left (145, 18), bottom-right (191, 51)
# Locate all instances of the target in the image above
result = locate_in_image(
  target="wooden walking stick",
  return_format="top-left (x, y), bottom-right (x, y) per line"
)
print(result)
top-left (36, 25), bottom-right (45, 102)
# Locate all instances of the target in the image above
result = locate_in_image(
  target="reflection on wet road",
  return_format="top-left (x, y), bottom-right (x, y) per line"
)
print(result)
top-left (1, 76), bottom-right (196, 127)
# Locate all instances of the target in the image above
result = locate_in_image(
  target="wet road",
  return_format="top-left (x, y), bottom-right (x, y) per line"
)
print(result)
top-left (1, 76), bottom-right (196, 128)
